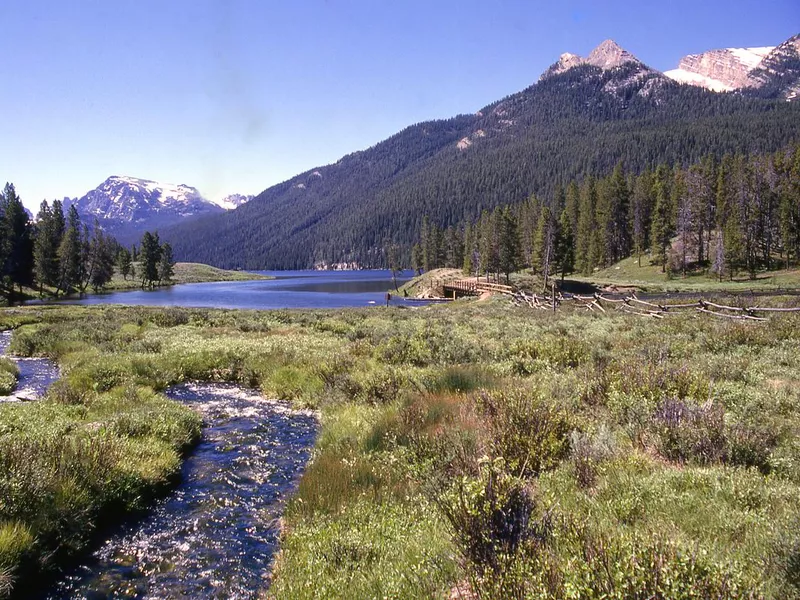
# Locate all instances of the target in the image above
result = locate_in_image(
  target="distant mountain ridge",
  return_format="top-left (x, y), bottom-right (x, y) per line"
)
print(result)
top-left (664, 33), bottom-right (800, 99)
top-left (63, 176), bottom-right (253, 245)
top-left (160, 36), bottom-right (800, 269)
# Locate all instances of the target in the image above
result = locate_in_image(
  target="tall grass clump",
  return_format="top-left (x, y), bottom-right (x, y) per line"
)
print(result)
top-left (0, 359), bottom-right (19, 395)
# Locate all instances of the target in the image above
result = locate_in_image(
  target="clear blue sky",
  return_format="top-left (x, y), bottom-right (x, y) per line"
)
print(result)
top-left (1, 0), bottom-right (797, 210)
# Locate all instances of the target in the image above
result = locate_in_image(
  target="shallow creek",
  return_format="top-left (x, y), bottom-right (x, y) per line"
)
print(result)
top-left (0, 330), bottom-right (60, 401)
top-left (0, 332), bottom-right (317, 599)
top-left (45, 384), bottom-right (317, 599)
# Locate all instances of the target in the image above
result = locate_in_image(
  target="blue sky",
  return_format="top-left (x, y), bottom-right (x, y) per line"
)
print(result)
top-left (1, 0), bottom-right (798, 210)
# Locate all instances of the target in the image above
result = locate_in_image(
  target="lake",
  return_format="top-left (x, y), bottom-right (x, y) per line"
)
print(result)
top-left (47, 270), bottom-right (415, 310)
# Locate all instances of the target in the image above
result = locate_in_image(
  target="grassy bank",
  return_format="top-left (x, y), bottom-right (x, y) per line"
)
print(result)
top-left (13, 262), bottom-right (272, 303)
top-left (572, 255), bottom-right (800, 293)
top-left (0, 298), bottom-right (799, 597)
top-left (103, 261), bottom-right (273, 291)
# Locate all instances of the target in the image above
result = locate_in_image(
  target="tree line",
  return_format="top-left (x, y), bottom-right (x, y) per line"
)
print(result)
top-left (409, 145), bottom-right (800, 286)
top-left (164, 63), bottom-right (800, 270)
top-left (0, 184), bottom-right (176, 303)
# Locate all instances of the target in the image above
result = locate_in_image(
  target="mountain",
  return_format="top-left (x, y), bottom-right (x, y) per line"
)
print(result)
top-left (163, 39), bottom-right (800, 270)
top-left (745, 34), bottom-right (800, 100)
top-left (664, 33), bottom-right (800, 99)
top-left (213, 193), bottom-right (254, 210)
top-left (66, 176), bottom-right (255, 245)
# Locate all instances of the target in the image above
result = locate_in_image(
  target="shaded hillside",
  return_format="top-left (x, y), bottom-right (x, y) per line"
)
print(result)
top-left (165, 59), bottom-right (800, 269)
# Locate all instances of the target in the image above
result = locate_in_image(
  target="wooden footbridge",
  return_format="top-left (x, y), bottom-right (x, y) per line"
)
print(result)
top-left (441, 278), bottom-right (514, 299)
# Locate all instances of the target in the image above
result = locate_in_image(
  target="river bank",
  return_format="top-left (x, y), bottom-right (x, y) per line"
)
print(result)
top-left (1, 300), bottom-right (800, 597)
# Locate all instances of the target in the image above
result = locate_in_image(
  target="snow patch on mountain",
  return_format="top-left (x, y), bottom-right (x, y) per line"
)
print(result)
top-left (663, 68), bottom-right (734, 92)
top-left (213, 193), bottom-right (253, 210)
top-left (664, 45), bottom-right (776, 92)
top-left (729, 47), bottom-right (774, 70)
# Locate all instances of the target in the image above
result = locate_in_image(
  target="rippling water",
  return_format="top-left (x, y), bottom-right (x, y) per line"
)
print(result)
top-left (44, 383), bottom-right (317, 599)
top-left (0, 330), bottom-right (59, 401)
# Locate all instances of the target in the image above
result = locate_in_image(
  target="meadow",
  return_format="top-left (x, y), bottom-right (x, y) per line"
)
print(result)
top-left (0, 297), bottom-right (799, 598)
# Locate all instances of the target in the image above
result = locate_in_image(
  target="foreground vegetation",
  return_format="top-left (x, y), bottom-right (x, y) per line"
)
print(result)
top-left (0, 298), bottom-right (799, 597)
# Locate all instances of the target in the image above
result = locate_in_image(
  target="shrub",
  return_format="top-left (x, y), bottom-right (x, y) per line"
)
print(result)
top-left (651, 398), bottom-right (727, 465)
top-left (570, 425), bottom-right (619, 489)
top-left (434, 458), bottom-right (550, 579)
top-left (0, 359), bottom-right (18, 396)
top-left (477, 390), bottom-right (572, 477)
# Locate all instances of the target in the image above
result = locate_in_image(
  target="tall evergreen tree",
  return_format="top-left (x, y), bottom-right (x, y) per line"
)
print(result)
top-left (56, 205), bottom-right (82, 296)
top-left (534, 205), bottom-right (556, 290)
top-left (576, 178), bottom-right (597, 275)
top-left (1, 184), bottom-right (34, 295)
top-left (556, 207), bottom-right (575, 282)
top-left (650, 169), bottom-right (672, 272)
top-left (603, 163), bottom-right (632, 264)
top-left (462, 222), bottom-right (474, 276)
top-left (631, 170), bottom-right (654, 267)
top-left (158, 242), bottom-right (175, 285)
top-left (139, 231), bottom-right (162, 288)
top-left (33, 201), bottom-right (57, 295)
top-left (498, 207), bottom-right (520, 284)
top-left (117, 247), bottom-right (133, 280)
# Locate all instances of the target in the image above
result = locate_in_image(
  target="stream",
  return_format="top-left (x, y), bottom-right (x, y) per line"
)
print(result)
top-left (0, 331), bottom-right (318, 599)
top-left (46, 384), bottom-right (318, 599)
top-left (0, 330), bottom-right (59, 401)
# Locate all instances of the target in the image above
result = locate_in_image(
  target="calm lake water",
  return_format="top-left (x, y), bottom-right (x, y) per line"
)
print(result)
top-left (53, 270), bottom-right (414, 310)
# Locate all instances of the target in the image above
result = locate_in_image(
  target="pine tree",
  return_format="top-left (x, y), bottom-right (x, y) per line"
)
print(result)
top-left (411, 244), bottom-right (423, 275)
top-left (117, 248), bottom-right (133, 280)
top-left (556, 207), bottom-right (575, 282)
top-left (462, 222), bottom-right (474, 276)
top-left (1, 184), bottom-right (34, 296)
top-left (631, 171), bottom-right (654, 267)
top-left (498, 207), bottom-right (520, 284)
top-left (56, 205), bottom-right (82, 296)
top-left (650, 169), bottom-right (671, 272)
top-left (576, 178), bottom-right (597, 274)
top-left (158, 242), bottom-right (175, 285)
top-left (603, 163), bottom-right (632, 264)
top-left (534, 205), bottom-right (556, 290)
top-left (139, 231), bottom-right (162, 288)
top-left (33, 201), bottom-right (55, 295)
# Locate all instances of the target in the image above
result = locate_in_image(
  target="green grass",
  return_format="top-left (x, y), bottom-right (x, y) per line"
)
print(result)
top-left (1, 300), bottom-right (800, 598)
top-left (104, 261), bottom-right (273, 291)
top-left (571, 253), bottom-right (800, 293)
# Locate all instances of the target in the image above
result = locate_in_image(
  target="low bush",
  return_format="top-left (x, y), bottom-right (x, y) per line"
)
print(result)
top-left (0, 359), bottom-right (18, 396)
top-left (477, 390), bottom-right (572, 477)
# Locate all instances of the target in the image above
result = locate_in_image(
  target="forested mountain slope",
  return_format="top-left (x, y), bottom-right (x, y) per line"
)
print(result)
top-left (165, 42), bottom-right (800, 269)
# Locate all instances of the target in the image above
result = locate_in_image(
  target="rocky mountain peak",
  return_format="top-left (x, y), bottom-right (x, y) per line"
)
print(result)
top-left (586, 39), bottom-right (641, 69)
top-left (541, 40), bottom-right (644, 80)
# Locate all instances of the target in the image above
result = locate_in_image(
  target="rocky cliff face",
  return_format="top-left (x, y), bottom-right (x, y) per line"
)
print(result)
top-left (665, 47), bottom-right (773, 91)
top-left (586, 39), bottom-right (643, 70)
top-left (746, 34), bottom-right (800, 100)
top-left (664, 33), bottom-right (799, 99)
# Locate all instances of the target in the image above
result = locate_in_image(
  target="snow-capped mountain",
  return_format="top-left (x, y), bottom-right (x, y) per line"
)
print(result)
top-left (67, 176), bottom-right (254, 245)
top-left (213, 193), bottom-right (254, 211)
top-left (73, 176), bottom-right (222, 223)
top-left (665, 47), bottom-right (774, 91)
top-left (664, 33), bottom-right (799, 99)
